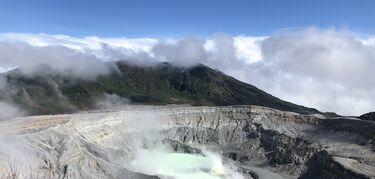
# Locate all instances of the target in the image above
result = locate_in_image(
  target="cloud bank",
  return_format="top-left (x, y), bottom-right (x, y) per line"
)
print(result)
top-left (0, 28), bottom-right (374, 115)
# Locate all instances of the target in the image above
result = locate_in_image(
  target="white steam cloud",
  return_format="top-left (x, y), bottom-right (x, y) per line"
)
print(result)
top-left (0, 28), bottom-right (374, 115)
top-left (95, 93), bottom-right (131, 110)
top-left (115, 110), bottom-right (245, 179)
top-left (0, 102), bottom-right (24, 120)
top-left (128, 149), bottom-right (245, 179)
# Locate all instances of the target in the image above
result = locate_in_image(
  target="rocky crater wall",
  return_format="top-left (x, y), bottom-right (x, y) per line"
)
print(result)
top-left (0, 105), bottom-right (374, 179)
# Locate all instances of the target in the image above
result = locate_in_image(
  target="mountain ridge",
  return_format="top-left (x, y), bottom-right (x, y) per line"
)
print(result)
top-left (0, 61), bottom-right (325, 116)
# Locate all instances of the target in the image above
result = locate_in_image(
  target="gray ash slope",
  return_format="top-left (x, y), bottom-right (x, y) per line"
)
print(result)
top-left (0, 105), bottom-right (374, 179)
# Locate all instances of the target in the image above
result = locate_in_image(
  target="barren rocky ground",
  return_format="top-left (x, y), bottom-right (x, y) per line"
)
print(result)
top-left (0, 105), bottom-right (374, 179)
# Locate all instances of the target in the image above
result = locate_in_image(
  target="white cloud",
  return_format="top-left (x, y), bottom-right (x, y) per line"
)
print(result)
top-left (0, 42), bottom-right (112, 79)
top-left (203, 39), bottom-right (217, 52)
top-left (233, 36), bottom-right (265, 63)
top-left (0, 33), bottom-right (158, 52)
top-left (245, 27), bottom-right (375, 115)
top-left (152, 37), bottom-right (207, 66)
top-left (0, 28), bottom-right (374, 115)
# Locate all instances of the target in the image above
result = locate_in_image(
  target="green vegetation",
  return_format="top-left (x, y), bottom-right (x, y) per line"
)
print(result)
top-left (2, 61), bottom-right (320, 115)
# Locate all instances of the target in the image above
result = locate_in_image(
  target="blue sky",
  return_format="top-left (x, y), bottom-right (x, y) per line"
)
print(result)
top-left (1, 1), bottom-right (375, 115)
top-left (0, 0), bottom-right (374, 37)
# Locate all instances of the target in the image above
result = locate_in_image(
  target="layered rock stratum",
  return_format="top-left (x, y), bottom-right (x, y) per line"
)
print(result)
top-left (0, 105), bottom-right (374, 179)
